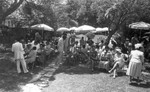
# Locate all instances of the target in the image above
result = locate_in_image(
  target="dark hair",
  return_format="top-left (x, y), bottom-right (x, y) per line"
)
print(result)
top-left (32, 47), bottom-right (36, 50)
top-left (40, 44), bottom-right (45, 47)
top-left (101, 40), bottom-right (104, 43)
top-left (16, 37), bottom-right (22, 42)
top-left (96, 45), bottom-right (99, 49)
top-left (63, 34), bottom-right (67, 40)
top-left (136, 47), bottom-right (143, 50)
top-left (82, 45), bottom-right (86, 48)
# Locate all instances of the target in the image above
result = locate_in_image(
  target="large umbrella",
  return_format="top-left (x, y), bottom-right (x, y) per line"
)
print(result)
top-left (75, 25), bottom-right (96, 34)
top-left (30, 24), bottom-right (54, 31)
top-left (96, 27), bottom-right (108, 32)
top-left (69, 27), bottom-right (77, 31)
top-left (56, 27), bottom-right (69, 33)
top-left (129, 22), bottom-right (150, 30)
top-left (95, 27), bottom-right (109, 34)
top-left (69, 27), bottom-right (78, 33)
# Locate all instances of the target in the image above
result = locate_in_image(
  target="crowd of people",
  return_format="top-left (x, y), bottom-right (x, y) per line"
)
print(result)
top-left (11, 30), bottom-right (148, 85)
top-left (11, 32), bottom-right (56, 74)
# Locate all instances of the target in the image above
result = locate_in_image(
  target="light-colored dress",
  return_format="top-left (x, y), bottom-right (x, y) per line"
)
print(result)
top-left (114, 53), bottom-right (125, 68)
top-left (126, 50), bottom-right (144, 78)
top-left (58, 37), bottom-right (64, 53)
top-left (26, 50), bottom-right (37, 64)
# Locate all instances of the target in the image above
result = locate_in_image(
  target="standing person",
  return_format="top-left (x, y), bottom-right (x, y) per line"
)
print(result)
top-left (126, 43), bottom-right (144, 84)
top-left (25, 32), bottom-right (31, 43)
top-left (69, 31), bottom-right (76, 46)
top-left (64, 33), bottom-right (69, 53)
top-left (55, 34), bottom-right (66, 66)
top-left (35, 32), bottom-right (42, 43)
top-left (80, 37), bottom-right (86, 48)
top-left (87, 38), bottom-right (94, 47)
top-left (131, 34), bottom-right (139, 49)
top-left (12, 38), bottom-right (28, 74)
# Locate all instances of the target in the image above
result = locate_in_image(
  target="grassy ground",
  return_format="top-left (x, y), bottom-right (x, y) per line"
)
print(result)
top-left (42, 65), bottom-right (150, 92)
top-left (0, 50), bottom-right (150, 92)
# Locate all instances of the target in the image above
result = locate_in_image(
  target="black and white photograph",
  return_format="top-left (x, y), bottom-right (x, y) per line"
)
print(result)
top-left (0, 0), bottom-right (150, 92)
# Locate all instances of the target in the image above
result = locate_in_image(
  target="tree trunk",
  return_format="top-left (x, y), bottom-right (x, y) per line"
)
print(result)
top-left (105, 25), bottom-right (119, 47)
top-left (0, 0), bottom-right (24, 25)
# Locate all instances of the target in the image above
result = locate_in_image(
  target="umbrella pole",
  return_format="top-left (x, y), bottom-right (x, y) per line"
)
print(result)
top-left (42, 30), bottom-right (44, 41)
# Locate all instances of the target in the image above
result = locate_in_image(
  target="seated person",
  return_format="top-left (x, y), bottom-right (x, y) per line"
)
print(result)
top-left (25, 47), bottom-right (37, 65)
top-left (98, 46), bottom-right (114, 71)
top-left (37, 44), bottom-right (46, 65)
top-left (100, 46), bottom-right (112, 60)
top-left (31, 40), bottom-right (40, 51)
top-left (70, 41), bottom-right (79, 53)
top-left (45, 41), bottom-right (53, 55)
top-left (81, 45), bottom-right (87, 54)
top-left (108, 48), bottom-right (125, 78)
top-left (86, 45), bottom-right (99, 71)
top-left (24, 44), bottom-right (32, 56)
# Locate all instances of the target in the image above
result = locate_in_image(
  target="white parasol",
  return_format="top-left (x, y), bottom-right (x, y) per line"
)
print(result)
top-left (75, 25), bottom-right (96, 34)
top-left (96, 27), bottom-right (108, 32)
top-left (129, 22), bottom-right (150, 30)
top-left (30, 24), bottom-right (54, 31)
top-left (56, 27), bottom-right (69, 34)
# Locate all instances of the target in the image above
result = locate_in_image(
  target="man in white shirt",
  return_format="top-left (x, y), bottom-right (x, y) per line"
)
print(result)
top-left (55, 34), bottom-right (67, 66)
top-left (12, 38), bottom-right (28, 74)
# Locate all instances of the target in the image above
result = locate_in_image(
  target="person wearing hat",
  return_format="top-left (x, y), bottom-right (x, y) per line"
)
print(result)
top-left (126, 43), bottom-right (144, 84)
top-left (108, 48), bottom-right (125, 78)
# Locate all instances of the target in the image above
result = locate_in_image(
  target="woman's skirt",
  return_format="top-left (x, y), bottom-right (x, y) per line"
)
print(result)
top-left (126, 60), bottom-right (142, 78)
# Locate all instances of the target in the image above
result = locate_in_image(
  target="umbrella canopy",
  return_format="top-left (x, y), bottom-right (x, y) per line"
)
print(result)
top-left (129, 22), bottom-right (150, 30)
top-left (56, 27), bottom-right (69, 33)
top-left (96, 27), bottom-right (109, 32)
top-left (69, 27), bottom-right (78, 32)
top-left (30, 24), bottom-right (54, 31)
top-left (75, 25), bottom-right (96, 34)
top-left (85, 31), bottom-right (95, 39)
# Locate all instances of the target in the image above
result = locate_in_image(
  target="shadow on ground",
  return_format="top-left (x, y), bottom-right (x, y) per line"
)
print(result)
top-left (53, 64), bottom-right (108, 76)
top-left (0, 51), bottom-right (55, 92)
top-left (129, 82), bottom-right (150, 88)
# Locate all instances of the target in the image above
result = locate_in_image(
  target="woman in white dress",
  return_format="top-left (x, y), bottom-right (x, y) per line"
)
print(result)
top-left (108, 48), bottom-right (125, 78)
top-left (126, 43), bottom-right (144, 84)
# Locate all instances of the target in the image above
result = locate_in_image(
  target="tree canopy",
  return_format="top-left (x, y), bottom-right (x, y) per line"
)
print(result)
top-left (1, 0), bottom-right (150, 45)
top-left (0, 0), bottom-right (24, 24)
